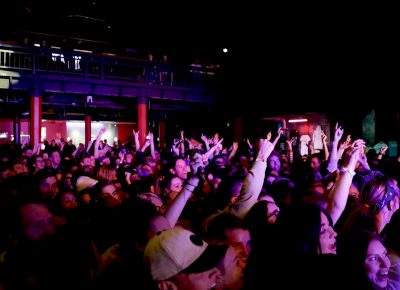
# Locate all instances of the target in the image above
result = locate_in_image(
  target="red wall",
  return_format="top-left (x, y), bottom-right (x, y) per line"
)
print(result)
top-left (0, 119), bottom-right (29, 144)
top-left (118, 123), bottom-right (137, 144)
top-left (0, 119), bottom-right (136, 146)
top-left (42, 120), bottom-right (67, 142)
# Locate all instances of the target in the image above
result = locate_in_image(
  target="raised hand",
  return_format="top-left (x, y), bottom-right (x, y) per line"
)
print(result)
top-left (119, 151), bottom-right (125, 162)
top-left (148, 132), bottom-right (154, 142)
top-left (286, 138), bottom-right (293, 150)
top-left (321, 131), bottom-right (327, 143)
top-left (342, 139), bottom-right (365, 171)
top-left (232, 141), bottom-right (239, 151)
top-left (380, 145), bottom-right (388, 155)
top-left (99, 127), bottom-right (106, 136)
top-left (272, 128), bottom-right (283, 147)
top-left (340, 135), bottom-right (352, 150)
top-left (257, 137), bottom-right (277, 161)
top-left (246, 138), bottom-right (253, 149)
top-left (333, 123), bottom-right (344, 143)
top-left (214, 133), bottom-right (220, 143)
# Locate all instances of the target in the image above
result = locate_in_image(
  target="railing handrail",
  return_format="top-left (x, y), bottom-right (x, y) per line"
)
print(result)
top-left (0, 43), bottom-right (218, 89)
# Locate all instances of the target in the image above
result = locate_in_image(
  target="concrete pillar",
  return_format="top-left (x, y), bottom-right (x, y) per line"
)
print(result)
top-left (85, 114), bottom-right (92, 147)
top-left (138, 96), bottom-right (148, 146)
top-left (30, 95), bottom-right (42, 146)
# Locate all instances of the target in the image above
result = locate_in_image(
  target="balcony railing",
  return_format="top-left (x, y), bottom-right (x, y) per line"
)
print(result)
top-left (0, 43), bottom-right (217, 88)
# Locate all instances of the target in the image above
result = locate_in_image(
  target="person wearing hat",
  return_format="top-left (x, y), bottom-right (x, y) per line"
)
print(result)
top-left (144, 227), bottom-right (229, 290)
top-left (75, 175), bottom-right (98, 193)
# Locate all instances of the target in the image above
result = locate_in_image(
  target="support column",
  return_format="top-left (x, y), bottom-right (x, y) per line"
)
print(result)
top-left (30, 95), bottom-right (42, 146)
top-left (85, 114), bottom-right (92, 147)
top-left (13, 115), bottom-right (21, 145)
top-left (234, 117), bottom-right (243, 142)
top-left (158, 119), bottom-right (166, 149)
top-left (137, 96), bottom-right (148, 146)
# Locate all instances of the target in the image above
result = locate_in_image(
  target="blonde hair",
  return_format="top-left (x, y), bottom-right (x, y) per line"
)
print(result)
top-left (96, 165), bottom-right (117, 183)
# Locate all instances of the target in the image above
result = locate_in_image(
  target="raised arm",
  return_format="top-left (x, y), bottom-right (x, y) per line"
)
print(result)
top-left (164, 176), bottom-right (200, 227)
top-left (204, 138), bottom-right (224, 160)
top-left (133, 129), bottom-right (141, 152)
top-left (326, 123), bottom-right (344, 173)
top-left (321, 131), bottom-right (329, 161)
top-left (85, 139), bottom-right (93, 154)
top-left (338, 134), bottom-right (351, 160)
top-left (94, 128), bottom-right (106, 159)
top-left (148, 132), bottom-right (156, 159)
top-left (226, 129), bottom-right (282, 218)
top-left (327, 139), bottom-right (364, 225)
top-left (377, 145), bottom-right (388, 160)
top-left (201, 133), bottom-right (210, 151)
top-left (179, 131), bottom-right (185, 155)
top-left (286, 138), bottom-right (294, 163)
top-left (228, 141), bottom-right (239, 161)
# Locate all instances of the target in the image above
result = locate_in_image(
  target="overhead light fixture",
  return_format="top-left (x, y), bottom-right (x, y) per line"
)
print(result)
top-left (288, 118), bottom-right (308, 123)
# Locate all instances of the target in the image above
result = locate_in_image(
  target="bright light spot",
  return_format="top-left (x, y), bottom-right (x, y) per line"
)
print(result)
top-left (41, 127), bottom-right (46, 141)
top-left (288, 119), bottom-right (308, 123)
top-left (222, 48), bottom-right (228, 53)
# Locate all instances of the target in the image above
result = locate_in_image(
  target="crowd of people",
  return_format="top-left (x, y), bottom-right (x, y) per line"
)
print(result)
top-left (1, 123), bottom-right (400, 289)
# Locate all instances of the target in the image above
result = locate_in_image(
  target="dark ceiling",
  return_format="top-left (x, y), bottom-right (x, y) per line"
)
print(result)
top-left (5, 0), bottom-right (241, 64)
top-left (3, 1), bottom-right (398, 103)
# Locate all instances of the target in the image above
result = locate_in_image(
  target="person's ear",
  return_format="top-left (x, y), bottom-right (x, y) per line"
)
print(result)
top-left (207, 267), bottom-right (222, 289)
top-left (158, 280), bottom-right (178, 290)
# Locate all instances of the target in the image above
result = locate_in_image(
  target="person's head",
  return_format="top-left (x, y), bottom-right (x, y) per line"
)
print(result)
top-left (170, 157), bottom-right (190, 181)
top-left (96, 164), bottom-right (117, 183)
top-left (213, 155), bottom-right (227, 169)
top-left (18, 203), bottom-right (55, 242)
top-left (59, 191), bottom-right (78, 210)
top-left (203, 212), bottom-right (251, 267)
top-left (238, 155), bottom-right (249, 171)
top-left (13, 157), bottom-right (30, 175)
top-left (137, 192), bottom-right (166, 214)
top-left (36, 169), bottom-right (59, 202)
top-left (49, 150), bottom-right (61, 168)
top-left (339, 230), bottom-right (390, 289)
top-left (124, 152), bottom-right (133, 164)
top-left (361, 175), bottom-right (400, 232)
top-left (100, 182), bottom-right (123, 204)
top-left (21, 146), bottom-right (33, 158)
top-left (81, 155), bottom-right (95, 167)
top-left (257, 195), bottom-right (281, 224)
top-left (32, 155), bottom-right (46, 172)
top-left (308, 153), bottom-right (322, 172)
top-left (276, 202), bottom-right (337, 256)
top-left (144, 227), bottom-right (228, 290)
top-left (160, 173), bottom-right (183, 203)
top-left (244, 195), bottom-right (281, 246)
top-left (362, 175), bottom-right (399, 211)
top-left (267, 151), bottom-right (281, 172)
top-left (215, 245), bottom-right (244, 290)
